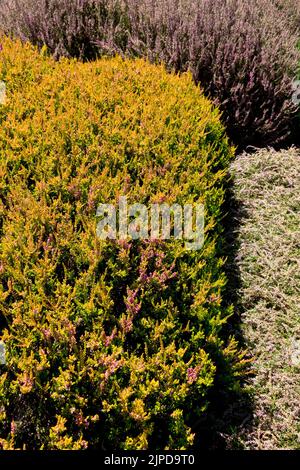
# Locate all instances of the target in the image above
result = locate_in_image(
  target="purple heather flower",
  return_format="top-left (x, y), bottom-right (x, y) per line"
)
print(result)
top-left (125, 288), bottom-right (141, 316)
top-left (187, 366), bottom-right (201, 384)
top-left (120, 316), bottom-right (133, 333)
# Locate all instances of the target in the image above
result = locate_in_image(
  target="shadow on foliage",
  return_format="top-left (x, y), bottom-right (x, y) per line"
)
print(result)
top-left (192, 172), bottom-right (255, 450)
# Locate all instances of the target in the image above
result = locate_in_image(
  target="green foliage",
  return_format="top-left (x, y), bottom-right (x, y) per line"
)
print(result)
top-left (0, 37), bottom-right (245, 450)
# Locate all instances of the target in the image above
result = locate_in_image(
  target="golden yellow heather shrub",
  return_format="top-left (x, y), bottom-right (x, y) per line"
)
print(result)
top-left (0, 37), bottom-right (245, 450)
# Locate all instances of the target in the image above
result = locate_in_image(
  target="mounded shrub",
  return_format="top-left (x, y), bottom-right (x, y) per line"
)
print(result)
top-left (0, 0), bottom-right (299, 147)
top-left (0, 37), bottom-right (245, 450)
top-left (121, 0), bottom-right (300, 147)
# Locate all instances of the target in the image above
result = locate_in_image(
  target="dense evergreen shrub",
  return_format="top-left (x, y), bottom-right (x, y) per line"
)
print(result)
top-left (0, 38), bottom-right (245, 450)
top-left (0, 0), bottom-right (299, 147)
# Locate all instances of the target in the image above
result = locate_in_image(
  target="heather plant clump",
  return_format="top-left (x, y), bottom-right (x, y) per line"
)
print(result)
top-left (122, 0), bottom-right (299, 146)
top-left (0, 38), bottom-right (246, 450)
top-left (0, 0), bottom-right (299, 147)
top-left (0, 0), bottom-right (120, 60)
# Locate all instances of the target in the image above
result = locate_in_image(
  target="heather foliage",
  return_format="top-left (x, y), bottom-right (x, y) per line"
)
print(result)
top-left (0, 0), bottom-right (122, 60)
top-left (274, 0), bottom-right (300, 32)
top-left (119, 0), bottom-right (299, 146)
top-left (0, 38), bottom-right (245, 450)
top-left (0, 0), bottom-right (299, 147)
